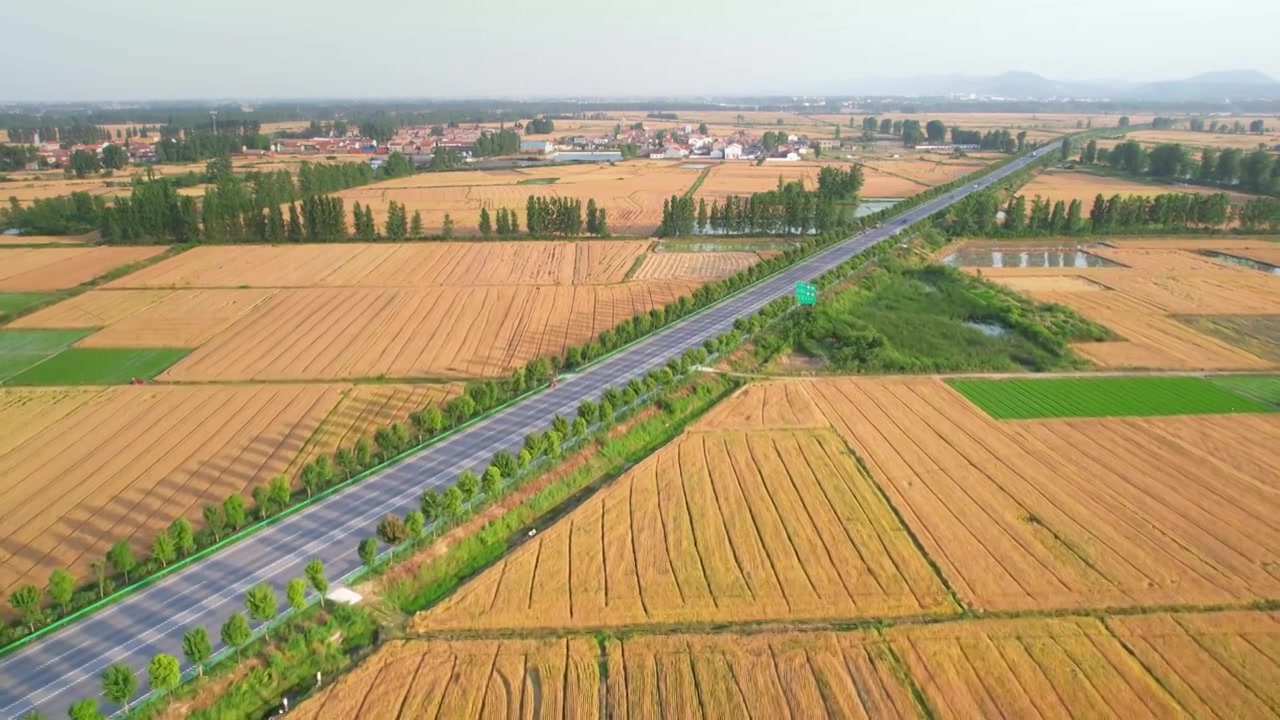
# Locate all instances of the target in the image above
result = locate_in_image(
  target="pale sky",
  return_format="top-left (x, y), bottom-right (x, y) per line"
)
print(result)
top-left (3, 0), bottom-right (1278, 101)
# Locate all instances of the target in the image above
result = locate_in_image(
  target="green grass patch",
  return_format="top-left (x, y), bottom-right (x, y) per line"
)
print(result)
top-left (517, 177), bottom-right (558, 185)
top-left (948, 376), bottom-right (1274, 420)
top-left (775, 261), bottom-right (1114, 374)
top-left (1206, 375), bottom-right (1280, 408)
top-left (4, 347), bottom-right (190, 385)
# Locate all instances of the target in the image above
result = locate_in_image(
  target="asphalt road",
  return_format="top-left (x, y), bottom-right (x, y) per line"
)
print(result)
top-left (0, 144), bottom-right (1053, 718)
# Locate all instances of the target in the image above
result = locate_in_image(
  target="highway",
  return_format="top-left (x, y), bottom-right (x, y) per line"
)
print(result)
top-left (0, 143), bottom-right (1053, 718)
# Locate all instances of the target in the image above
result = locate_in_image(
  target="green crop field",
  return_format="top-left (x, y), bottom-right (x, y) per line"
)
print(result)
top-left (1207, 375), bottom-right (1280, 408)
top-left (948, 376), bottom-right (1275, 420)
top-left (4, 347), bottom-right (191, 386)
top-left (0, 292), bottom-right (58, 323)
top-left (0, 328), bottom-right (96, 381)
top-left (517, 177), bottom-right (558, 185)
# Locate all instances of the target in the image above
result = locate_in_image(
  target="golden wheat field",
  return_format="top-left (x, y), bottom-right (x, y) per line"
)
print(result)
top-left (605, 632), bottom-right (918, 720)
top-left (888, 617), bottom-right (1181, 719)
top-left (960, 239), bottom-right (1280, 369)
top-left (0, 383), bottom-right (345, 597)
top-left (1126, 128), bottom-right (1280, 151)
top-left (1106, 611), bottom-right (1280, 719)
top-left (629, 252), bottom-right (759, 281)
top-left (416, 420), bottom-right (951, 631)
top-left (105, 241), bottom-right (650, 288)
top-left (284, 383), bottom-right (461, 475)
top-left (1018, 168), bottom-right (1255, 205)
top-left (335, 161), bottom-right (701, 236)
top-left (13, 288), bottom-right (277, 347)
top-left (159, 282), bottom-right (696, 381)
top-left (290, 638), bottom-right (601, 720)
top-left (0, 246), bottom-right (164, 291)
top-left (814, 376), bottom-right (1280, 611)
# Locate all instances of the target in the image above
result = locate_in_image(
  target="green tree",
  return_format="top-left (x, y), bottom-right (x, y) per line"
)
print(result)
top-left (267, 474), bottom-right (291, 513)
top-left (68, 699), bottom-right (103, 720)
top-left (286, 202), bottom-right (303, 241)
top-left (479, 207), bottom-right (492, 237)
top-left (354, 437), bottom-right (374, 467)
top-left (244, 583), bottom-right (278, 631)
top-left (223, 494), bottom-right (246, 531)
top-left (107, 540), bottom-right (136, 584)
top-left (924, 120), bottom-right (947, 143)
top-left (405, 509), bottom-right (426, 539)
top-left (698, 122), bottom-right (709, 135)
top-left (202, 503), bottom-right (226, 542)
top-left (9, 584), bottom-right (42, 631)
top-left (181, 626), bottom-right (212, 678)
top-left (358, 537), bottom-right (378, 568)
top-left (1082, 139), bottom-right (1098, 164)
top-left (335, 447), bottom-right (358, 479)
top-left (151, 532), bottom-right (176, 568)
top-left (220, 612), bottom-right (251, 659)
top-left (697, 198), bottom-right (708, 232)
top-left (457, 469), bottom-right (480, 501)
top-left (169, 517), bottom-right (195, 558)
top-left (482, 466), bottom-right (503, 498)
top-left (1118, 116), bottom-right (1131, 128)
top-left (101, 144), bottom-right (128, 170)
top-left (303, 559), bottom-right (329, 608)
top-left (47, 567), bottom-right (75, 613)
top-left (442, 213), bottom-right (454, 238)
top-left (101, 663), bottom-right (137, 710)
top-left (410, 210), bottom-right (424, 237)
top-left (442, 485), bottom-right (464, 519)
top-left (286, 578), bottom-right (307, 612)
top-left (147, 653), bottom-right (180, 695)
top-left (385, 200), bottom-right (408, 239)
top-left (70, 149), bottom-right (101, 178)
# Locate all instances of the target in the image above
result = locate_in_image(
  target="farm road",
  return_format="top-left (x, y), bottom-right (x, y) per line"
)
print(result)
top-left (0, 144), bottom-right (1056, 718)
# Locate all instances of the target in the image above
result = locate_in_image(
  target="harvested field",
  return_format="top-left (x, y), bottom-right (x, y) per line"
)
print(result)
top-left (630, 252), bottom-right (759, 281)
top-left (889, 617), bottom-right (1181, 719)
top-left (0, 383), bottom-right (346, 596)
top-left (814, 376), bottom-right (1280, 610)
top-left (8, 289), bottom-right (172, 329)
top-left (0, 247), bottom-right (164, 291)
top-left (1018, 168), bottom-right (1253, 205)
top-left (695, 162), bottom-right (823, 199)
top-left (606, 632), bottom-right (918, 719)
top-left (972, 240), bottom-right (1280, 370)
top-left (1034, 289), bottom-right (1272, 370)
top-left (0, 232), bottom-right (96, 246)
top-left (107, 241), bottom-right (649, 289)
top-left (336, 162), bottom-right (700, 236)
top-left (13, 289), bottom-right (277, 348)
top-left (1231, 246), bottom-right (1280, 268)
top-left (1107, 611), bottom-right (1280, 720)
top-left (692, 380), bottom-right (829, 431)
top-left (290, 637), bottom-right (600, 720)
top-left (417, 425), bottom-right (951, 632)
top-left (994, 275), bottom-right (1109, 293)
top-left (161, 282), bottom-right (697, 381)
top-left (1179, 315), bottom-right (1280, 363)
top-left (948, 376), bottom-right (1273, 419)
top-left (859, 157), bottom-right (988, 186)
top-left (1126, 128), bottom-right (1280, 150)
top-left (286, 383), bottom-right (461, 474)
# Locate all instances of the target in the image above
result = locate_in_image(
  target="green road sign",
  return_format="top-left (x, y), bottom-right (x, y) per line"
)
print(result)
top-left (795, 282), bottom-right (817, 305)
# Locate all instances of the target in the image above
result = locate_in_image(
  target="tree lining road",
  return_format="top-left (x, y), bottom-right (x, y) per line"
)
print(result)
top-left (0, 144), bottom-right (1053, 718)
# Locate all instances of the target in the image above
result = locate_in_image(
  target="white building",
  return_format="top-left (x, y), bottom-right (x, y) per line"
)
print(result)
top-left (723, 143), bottom-right (743, 160)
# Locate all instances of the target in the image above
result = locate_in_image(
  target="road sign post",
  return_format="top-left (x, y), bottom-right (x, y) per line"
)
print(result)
top-left (795, 282), bottom-right (817, 306)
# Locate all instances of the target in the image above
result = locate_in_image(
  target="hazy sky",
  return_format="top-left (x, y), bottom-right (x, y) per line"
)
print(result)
top-left (4, 0), bottom-right (1278, 101)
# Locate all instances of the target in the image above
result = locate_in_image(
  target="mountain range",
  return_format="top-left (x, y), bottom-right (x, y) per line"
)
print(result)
top-left (844, 70), bottom-right (1280, 101)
